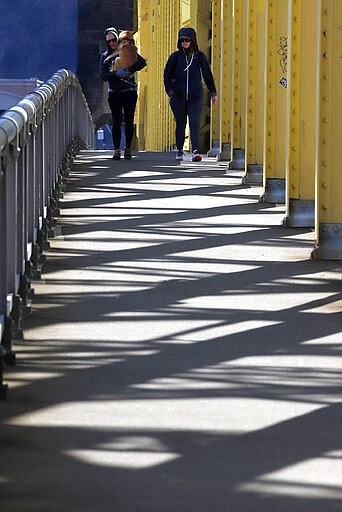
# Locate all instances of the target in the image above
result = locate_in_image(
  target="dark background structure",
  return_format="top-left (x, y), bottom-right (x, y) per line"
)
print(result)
top-left (0, 0), bottom-right (134, 125)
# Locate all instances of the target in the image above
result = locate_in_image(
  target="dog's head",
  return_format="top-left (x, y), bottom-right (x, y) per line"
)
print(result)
top-left (118, 30), bottom-right (136, 48)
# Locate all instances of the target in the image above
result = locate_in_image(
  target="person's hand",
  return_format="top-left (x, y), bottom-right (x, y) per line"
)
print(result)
top-left (116, 69), bottom-right (130, 78)
top-left (211, 95), bottom-right (217, 105)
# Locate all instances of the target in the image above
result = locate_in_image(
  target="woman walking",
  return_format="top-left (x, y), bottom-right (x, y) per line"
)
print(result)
top-left (164, 27), bottom-right (217, 162)
top-left (100, 27), bottom-right (147, 160)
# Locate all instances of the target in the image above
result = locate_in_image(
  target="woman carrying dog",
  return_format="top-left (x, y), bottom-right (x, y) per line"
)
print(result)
top-left (164, 27), bottom-right (217, 162)
top-left (100, 27), bottom-right (147, 160)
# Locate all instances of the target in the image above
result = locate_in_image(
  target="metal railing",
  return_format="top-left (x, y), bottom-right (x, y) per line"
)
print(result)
top-left (0, 69), bottom-right (94, 397)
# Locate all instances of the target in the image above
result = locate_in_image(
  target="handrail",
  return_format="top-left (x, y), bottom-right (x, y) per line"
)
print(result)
top-left (0, 69), bottom-right (94, 397)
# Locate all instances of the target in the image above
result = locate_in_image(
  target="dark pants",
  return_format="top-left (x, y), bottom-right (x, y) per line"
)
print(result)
top-left (108, 90), bottom-right (137, 150)
top-left (170, 90), bottom-right (203, 151)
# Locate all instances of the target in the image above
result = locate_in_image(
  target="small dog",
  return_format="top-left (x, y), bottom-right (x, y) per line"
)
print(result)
top-left (112, 30), bottom-right (137, 71)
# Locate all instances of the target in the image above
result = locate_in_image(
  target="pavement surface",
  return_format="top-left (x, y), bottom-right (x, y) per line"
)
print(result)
top-left (1, 150), bottom-right (342, 512)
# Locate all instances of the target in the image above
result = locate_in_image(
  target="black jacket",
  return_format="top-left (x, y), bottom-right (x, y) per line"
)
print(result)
top-left (100, 51), bottom-right (146, 93)
top-left (164, 27), bottom-right (216, 100)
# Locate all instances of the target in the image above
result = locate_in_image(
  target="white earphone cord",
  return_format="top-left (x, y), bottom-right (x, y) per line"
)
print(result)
top-left (183, 51), bottom-right (194, 71)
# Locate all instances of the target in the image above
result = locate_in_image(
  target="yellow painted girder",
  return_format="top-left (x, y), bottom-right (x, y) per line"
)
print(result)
top-left (316, 0), bottom-right (342, 224)
top-left (245, 0), bottom-right (265, 166)
top-left (231, 0), bottom-right (246, 151)
top-left (264, 0), bottom-right (288, 181)
top-left (219, 0), bottom-right (233, 157)
top-left (211, 0), bottom-right (221, 147)
top-left (286, 0), bottom-right (317, 203)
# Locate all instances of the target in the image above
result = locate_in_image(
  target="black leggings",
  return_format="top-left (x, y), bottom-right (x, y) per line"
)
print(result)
top-left (108, 90), bottom-right (137, 150)
top-left (170, 91), bottom-right (203, 151)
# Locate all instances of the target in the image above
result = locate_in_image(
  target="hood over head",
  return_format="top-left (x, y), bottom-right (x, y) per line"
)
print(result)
top-left (177, 27), bottom-right (198, 51)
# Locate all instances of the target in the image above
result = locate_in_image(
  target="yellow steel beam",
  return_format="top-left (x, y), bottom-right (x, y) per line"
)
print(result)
top-left (218, 0), bottom-right (233, 160)
top-left (261, 0), bottom-right (288, 203)
top-left (228, 0), bottom-right (247, 169)
top-left (181, 0), bottom-right (191, 25)
top-left (209, 0), bottom-right (221, 156)
top-left (190, 0), bottom-right (213, 153)
top-left (283, 0), bottom-right (317, 227)
top-left (137, 0), bottom-right (179, 151)
top-left (136, 0), bottom-right (148, 149)
top-left (243, 0), bottom-right (265, 185)
top-left (312, 0), bottom-right (342, 259)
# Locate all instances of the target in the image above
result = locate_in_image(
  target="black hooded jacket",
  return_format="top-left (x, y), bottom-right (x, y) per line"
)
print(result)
top-left (164, 28), bottom-right (216, 100)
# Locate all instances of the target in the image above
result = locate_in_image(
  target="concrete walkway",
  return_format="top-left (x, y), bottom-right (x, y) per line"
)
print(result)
top-left (1, 150), bottom-right (342, 512)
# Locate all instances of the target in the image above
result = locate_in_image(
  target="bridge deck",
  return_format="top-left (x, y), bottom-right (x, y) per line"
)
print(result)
top-left (1, 150), bottom-right (342, 511)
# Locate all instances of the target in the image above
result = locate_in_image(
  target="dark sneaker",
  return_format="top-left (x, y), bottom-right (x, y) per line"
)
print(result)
top-left (176, 150), bottom-right (184, 161)
top-left (124, 148), bottom-right (132, 160)
top-left (192, 150), bottom-right (202, 162)
top-left (113, 149), bottom-right (121, 160)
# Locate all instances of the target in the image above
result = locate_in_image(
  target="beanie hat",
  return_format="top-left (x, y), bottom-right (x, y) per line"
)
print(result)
top-left (104, 27), bottom-right (118, 41)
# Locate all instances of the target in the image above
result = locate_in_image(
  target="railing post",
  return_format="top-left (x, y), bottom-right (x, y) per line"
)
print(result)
top-left (0, 69), bottom-right (94, 397)
top-left (0, 149), bottom-right (8, 399)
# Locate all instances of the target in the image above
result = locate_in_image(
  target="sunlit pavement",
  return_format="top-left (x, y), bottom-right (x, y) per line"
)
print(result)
top-left (1, 150), bottom-right (342, 512)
